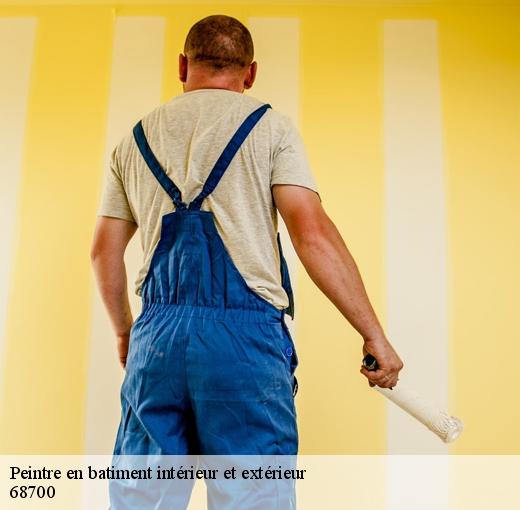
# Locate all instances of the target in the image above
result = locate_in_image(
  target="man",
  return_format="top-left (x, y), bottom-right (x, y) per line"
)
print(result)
top-left (91, 15), bottom-right (402, 459)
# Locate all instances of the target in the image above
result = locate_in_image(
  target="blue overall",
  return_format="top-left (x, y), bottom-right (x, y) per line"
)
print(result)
top-left (113, 104), bottom-right (299, 458)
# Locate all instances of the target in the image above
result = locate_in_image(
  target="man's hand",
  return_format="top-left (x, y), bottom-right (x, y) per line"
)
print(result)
top-left (360, 338), bottom-right (403, 389)
top-left (117, 333), bottom-right (131, 369)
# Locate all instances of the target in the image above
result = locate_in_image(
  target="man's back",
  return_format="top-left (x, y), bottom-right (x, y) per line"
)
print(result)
top-left (93, 15), bottom-right (403, 508)
top-left (98, 88), bottom-right (318, 310)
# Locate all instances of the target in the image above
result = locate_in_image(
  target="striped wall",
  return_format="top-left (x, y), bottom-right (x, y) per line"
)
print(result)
top-left (1, 1), bottom-right (519, 471)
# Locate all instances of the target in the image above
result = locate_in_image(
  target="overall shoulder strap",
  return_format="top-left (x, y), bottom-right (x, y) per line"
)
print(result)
top-left (277, 233), bottom-right (295, 319)
top-left (133, 120), bottom-right (187, 210)
top-left (188, 103), bottom-right (271, 211)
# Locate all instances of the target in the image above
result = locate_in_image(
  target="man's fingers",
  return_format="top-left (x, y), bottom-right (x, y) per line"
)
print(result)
top-left (360, 366), bottom-right (390, 382)
top-left (360, 367), bottom-right (387, 385)
top-left (378, 377), bottom-right (398, 389)
top-left (360, 367), bottom-right (398, 388)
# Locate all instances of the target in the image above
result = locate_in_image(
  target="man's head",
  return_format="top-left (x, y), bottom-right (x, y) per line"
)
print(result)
top-left (179, 15), bottom-right (257, 93)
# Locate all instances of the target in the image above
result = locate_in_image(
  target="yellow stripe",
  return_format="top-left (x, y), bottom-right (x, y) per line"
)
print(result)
top-left (0, 6), bottom-right (114, 454)
top-left (442, 8), bottom-right (520, 454)
top-left (297, 7), bottom-right (386, 454)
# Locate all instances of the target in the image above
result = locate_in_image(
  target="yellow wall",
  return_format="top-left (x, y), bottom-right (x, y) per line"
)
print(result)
top-left (296, 6), bottom-right (386, 454)
top-left (0, 2), bottom-right (519, 456)
top-left (0, 6), bottom-right (114, 453)
top-left (439, 6), bottom-right (520, 454)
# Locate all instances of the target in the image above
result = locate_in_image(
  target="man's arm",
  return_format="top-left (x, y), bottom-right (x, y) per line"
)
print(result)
top-left (272, 184), bottom-right (403, 388)
top-left (90, 216), bottom-right (137, 368)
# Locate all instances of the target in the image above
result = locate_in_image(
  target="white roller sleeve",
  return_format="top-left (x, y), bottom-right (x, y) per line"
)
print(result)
top-left (376, 385), bottom-right (464, 443)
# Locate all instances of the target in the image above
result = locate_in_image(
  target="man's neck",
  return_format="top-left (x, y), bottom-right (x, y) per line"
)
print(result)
top-left (183, 84), bottom-right (243, 93)
top-left (183, 74), bottom-right (244, 93)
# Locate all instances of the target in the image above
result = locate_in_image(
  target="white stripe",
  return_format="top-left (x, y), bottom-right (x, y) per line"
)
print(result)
top-left (0, 17), bottom-right (37, 401)
top-left (248, 17), bottom-right (300, 337)
top-left (383, 17), bottom-right (449, 508)
top-left (84, 16), bottom-right (165, 457)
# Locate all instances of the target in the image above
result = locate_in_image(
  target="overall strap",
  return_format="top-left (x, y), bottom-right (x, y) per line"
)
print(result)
top-left (133, 121), bottom-right (187, 210)
top-left (188, 104), bottom-right (271, 211)
top-left (277, 233), bottom-right (295, 319)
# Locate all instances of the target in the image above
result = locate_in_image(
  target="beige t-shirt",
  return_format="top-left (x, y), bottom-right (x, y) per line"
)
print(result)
top-left (97, 88), bottom-right (319, 310)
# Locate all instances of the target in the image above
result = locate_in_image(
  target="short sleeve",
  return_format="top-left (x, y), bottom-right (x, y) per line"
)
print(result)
top-left (97, 146), bottom-right (136, 222)
top-left (271, 116), bottom-right (320, 200)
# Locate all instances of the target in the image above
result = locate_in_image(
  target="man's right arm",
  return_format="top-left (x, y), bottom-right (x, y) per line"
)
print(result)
top-left (272, 184), bottom-right (403, 388)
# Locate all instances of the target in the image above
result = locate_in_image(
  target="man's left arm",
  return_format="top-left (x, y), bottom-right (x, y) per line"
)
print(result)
top-left (90, 216), bottom-right (137, 368)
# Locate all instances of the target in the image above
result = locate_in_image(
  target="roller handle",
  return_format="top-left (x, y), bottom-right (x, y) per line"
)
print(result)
top-left (362, 353), bottom-right (394, 390)
top-left (362, 353), bottom-right (379, 371)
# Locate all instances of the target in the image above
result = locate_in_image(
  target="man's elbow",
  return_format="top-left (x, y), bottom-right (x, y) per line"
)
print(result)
top-left (90, 242), bottom-right (103, 265)
top-left (90, 240), bottom-right (112, 266)
top-left (90, 244), bottom-right (126, 286)
top-left (90, 216), bottom-right (136, 272)
top-left (291, 215), bottom-right (331, 255)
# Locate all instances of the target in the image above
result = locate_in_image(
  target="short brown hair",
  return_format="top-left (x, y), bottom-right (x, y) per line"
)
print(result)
top-left (184, 15), bottom-right (254, 70)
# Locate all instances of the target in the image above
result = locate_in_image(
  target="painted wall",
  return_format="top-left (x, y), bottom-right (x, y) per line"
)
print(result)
top-left (0, 1), bottom-right (519, 460)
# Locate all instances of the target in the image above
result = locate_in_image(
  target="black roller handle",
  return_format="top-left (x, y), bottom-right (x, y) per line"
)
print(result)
top-left (362, 353), bottom-right (393, 390)
top-left (362, 353), bottom-right (379, 371)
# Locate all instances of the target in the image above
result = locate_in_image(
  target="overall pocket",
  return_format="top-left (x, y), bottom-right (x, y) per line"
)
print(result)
top-left (279, 319), bottom-right (299, 397)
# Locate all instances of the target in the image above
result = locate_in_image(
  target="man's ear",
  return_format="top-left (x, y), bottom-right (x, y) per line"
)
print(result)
top-left (178, 53), bottom-right (188, 83)
top-left (243, 61), bottom-right (257, 90)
